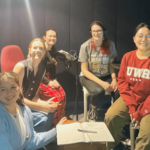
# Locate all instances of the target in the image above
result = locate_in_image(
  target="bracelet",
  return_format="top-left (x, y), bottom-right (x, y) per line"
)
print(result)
top-left (112, 77), bottom-right (117, 79)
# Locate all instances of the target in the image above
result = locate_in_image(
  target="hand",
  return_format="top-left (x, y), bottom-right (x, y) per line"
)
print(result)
top-left (130, 113), bottom-right (133, 121)
top-left (102, 81), bottom-right (113, 92)
top-left (57, 117), bottom-right (67, 125)
top-left (111, 78), bottom-right (118, 92)
top-left (49, 80), bottom-right (60, 89)
top-left (38, 100), bottom-right (58, 113)
top-left (52, 58), bottom-right (57, 65)
top-left (132, 118), bottom-right (139, 129)
top-left (130, 113), bottom-right (139, 129)
top-left (53, 80), bottom-right (60, 88)
top-left (47, 97), bottom-right (61, 107)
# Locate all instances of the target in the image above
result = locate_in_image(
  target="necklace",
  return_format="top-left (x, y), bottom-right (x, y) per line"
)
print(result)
top-left (13, 114), bottom-right (18, 118)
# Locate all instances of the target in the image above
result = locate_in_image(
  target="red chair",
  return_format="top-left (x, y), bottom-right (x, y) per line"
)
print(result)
top-left (1, 45), bottom-right (25, 72)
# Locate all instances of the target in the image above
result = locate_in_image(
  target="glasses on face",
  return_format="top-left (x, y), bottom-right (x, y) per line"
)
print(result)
top-left (138, 34), bottom-right (150, 39)
top-left (91, 30), bottom-right (103, 34)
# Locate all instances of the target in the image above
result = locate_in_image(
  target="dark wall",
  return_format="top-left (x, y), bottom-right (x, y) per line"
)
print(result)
top-left (0, 0), bottom-right (150, 102)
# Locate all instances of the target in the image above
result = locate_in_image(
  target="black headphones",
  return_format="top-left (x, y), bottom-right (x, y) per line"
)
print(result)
top-left (89, 21), bottom-right (107, 35)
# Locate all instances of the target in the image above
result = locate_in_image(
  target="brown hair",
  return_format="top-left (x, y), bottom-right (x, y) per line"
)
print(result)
top-left (0, 72), bottom-right (24, 106)
top-left (27, 38), bottom-right (46, 58)
top-left (90, 21), bottom-right (110, 52)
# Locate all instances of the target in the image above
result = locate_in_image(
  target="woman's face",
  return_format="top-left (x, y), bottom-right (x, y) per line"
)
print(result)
top-left (0, 79), bottom-right (20, 107)
top-left (134, 27), bottom-right (150, 51)
top-left (91, 24), bottom-right (104, 42)
top-left (30, 41), bottom-right (45, 60)
top-left (44, 30), bottom-right (57, 46)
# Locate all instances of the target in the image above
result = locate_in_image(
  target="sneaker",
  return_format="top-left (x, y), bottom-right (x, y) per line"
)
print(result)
top-left (120, 133), bottom-right (131, 147)
top-left (88, 104), bottom-right (98, 122)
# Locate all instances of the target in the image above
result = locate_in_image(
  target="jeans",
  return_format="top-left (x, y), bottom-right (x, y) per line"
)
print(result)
top-left (32, 110), bottom-right (55, 133)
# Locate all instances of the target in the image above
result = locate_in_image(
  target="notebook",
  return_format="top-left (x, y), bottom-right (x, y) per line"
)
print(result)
top-left (56, 122), bottom-right (114, 145)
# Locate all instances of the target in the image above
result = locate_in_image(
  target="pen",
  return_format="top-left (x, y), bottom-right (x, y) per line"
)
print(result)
top-left (78, 129), bottom-right (97, 133)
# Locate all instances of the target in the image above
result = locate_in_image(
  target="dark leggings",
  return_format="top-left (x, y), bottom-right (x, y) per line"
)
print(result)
top-left (80, 75), bottom-right (119, 106)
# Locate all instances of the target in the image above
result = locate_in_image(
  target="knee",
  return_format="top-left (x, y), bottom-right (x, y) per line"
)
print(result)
top-left (92, 87), bottom-right (104, 96)
top-left (34, 115), bottom-right (48, 132)
top-left (105, 108), bottom-right (117, 124)
top-left (40, 115), bottom-right (49, 124)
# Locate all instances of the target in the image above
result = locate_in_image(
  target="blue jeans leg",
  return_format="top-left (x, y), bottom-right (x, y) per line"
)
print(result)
top-left (32, 110), bottom-right (55, 133)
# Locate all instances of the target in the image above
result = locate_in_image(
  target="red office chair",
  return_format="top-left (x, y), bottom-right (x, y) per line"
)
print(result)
top-left (1, 45), bottom-right (25, 72)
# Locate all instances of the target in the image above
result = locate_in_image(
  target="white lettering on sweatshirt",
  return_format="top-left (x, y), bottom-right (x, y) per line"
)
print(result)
top-left (127, 67), bottom-right (150, 79)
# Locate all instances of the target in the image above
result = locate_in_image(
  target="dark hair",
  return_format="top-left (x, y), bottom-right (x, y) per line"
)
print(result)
top-left (0, 72), bottom-right (24, 106)
top-left (90, 21), bottom-right (107, 34)
top-left (90, 21), bottom-right (110, 51)
top-left (44, 29), bottom-right (57, 37)
top-left (134, 23), bottom-right (150, 36)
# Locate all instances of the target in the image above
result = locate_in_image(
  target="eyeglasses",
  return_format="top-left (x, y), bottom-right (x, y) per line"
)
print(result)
top-left (91, 30), bottom-right (103, 34)
top-left (138, 34), bottom-right (150, 38)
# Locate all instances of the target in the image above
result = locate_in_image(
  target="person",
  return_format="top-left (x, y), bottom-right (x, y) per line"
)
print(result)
top-left (78, 21), bottom-right (118, 122)
top-left (0, 71), bottom-right (67, 150)
top-left (13, 38), bottom-right (58, 133)
top-left (38, 29), bottom-right (66, 124)
top-left (105, 23), bottom-right (150, 150)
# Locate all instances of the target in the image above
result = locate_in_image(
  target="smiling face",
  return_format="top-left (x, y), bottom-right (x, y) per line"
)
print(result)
top-left (0, 78), bottom-right (20, 107)
top-left (91, 24), bottom-right (104, 42)
top-left (133, 27), bottom-right (150, 51)
top-left (29, 41), bottom-right (46, 60)
top-left (44, 30), bottom-right (57, 46)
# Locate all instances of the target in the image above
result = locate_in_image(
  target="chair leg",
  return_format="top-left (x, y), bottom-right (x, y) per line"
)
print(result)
top-left (111, 96), bottom-right (114, 105)
top-left (83, 89), bottom-right (88, 122)
top-left (130, 123), bottom-right (135, 150)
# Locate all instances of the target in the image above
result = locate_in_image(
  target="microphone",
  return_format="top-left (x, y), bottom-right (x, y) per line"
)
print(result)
top-left (57, 50), bottom-right (78, 62)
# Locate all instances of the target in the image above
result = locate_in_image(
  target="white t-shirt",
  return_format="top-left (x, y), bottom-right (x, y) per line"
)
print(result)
top-left (9, 104), bottom-right (26, 145)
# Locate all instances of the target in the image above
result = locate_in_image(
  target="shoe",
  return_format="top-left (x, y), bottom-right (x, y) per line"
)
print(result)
top-left (88, 104), bottom-right (98, 122)
top-left (120, 133), bottom-right (131, 147)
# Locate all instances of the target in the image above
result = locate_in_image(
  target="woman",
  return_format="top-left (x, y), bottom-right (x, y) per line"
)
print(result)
top-left (0, 71), bottom-right (67, 150)
top-left (105, 23), bottom-right (150, 150)
top-left (38, 29), bottom-right (66, 125)
top-left (13, 38), bottom-right (58, 133)
top-left (78, 21), bottom-right (118, 122)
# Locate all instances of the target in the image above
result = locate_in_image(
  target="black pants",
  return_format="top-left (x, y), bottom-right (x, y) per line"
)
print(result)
top-left (80, 75), bottom-right (119, 106)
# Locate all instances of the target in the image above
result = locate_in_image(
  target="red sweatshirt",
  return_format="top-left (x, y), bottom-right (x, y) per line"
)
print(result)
top-left (118, 50), bottom-right (150, 122)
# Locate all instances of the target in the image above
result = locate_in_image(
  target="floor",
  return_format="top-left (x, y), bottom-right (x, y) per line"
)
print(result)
top-left (45, 103), bottom-right (131, 150)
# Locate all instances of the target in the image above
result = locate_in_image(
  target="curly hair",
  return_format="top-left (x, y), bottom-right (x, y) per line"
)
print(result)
top-left (0, 71), bottom-right (24, 106)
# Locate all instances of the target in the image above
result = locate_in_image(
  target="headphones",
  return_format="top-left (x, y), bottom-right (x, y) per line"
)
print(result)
top-left (89, 21), bottom-right (107, 35)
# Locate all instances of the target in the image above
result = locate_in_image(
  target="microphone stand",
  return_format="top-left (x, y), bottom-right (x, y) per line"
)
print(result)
top-left (75, 61), bottom-right (79, 121)
top-left (57, 51), bottom-right (79, 120)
